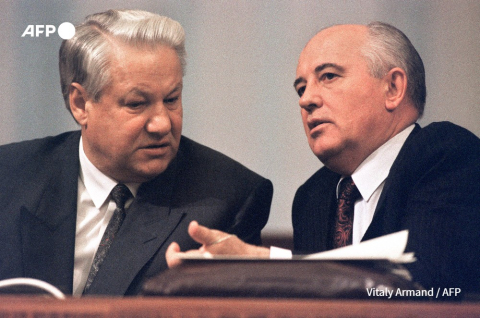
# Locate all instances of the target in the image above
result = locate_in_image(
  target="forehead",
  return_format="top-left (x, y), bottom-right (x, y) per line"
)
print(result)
top-left (296, 25), bottom-right (368, 74)
top-left (109, 41), bottom-right (179, 67)
top-left (106, 42), bottom-right (182, 85)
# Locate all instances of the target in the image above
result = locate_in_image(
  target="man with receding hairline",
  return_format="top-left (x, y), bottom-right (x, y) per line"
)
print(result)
top-left (168, 22), bottom-right (480, 299)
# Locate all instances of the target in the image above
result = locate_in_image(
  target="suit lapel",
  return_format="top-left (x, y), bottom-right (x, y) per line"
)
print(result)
top-left (312, 178), bottom-right (338, 251)
top-left (318, 171), bottom-right (341, 251)
top-left (293, 168), bottom-right (339, 253)
top-left (362, 124), bottom-right (421, 241)
top-left (85, 202), bottom-right (185, 295)
top-left (84, 157), bottom-right (186, 295)
top-left (20, 132), bottom-right (80, 294)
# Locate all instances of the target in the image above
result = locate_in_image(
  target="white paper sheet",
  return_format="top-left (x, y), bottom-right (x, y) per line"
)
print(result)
top-left (176, 230), bottom-right (415, 263)
top-left (302, 230), bottom-right (415, 263)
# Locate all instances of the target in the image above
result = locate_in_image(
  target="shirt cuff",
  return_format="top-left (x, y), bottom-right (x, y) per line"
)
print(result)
top-left (269, 246), bottom-right (293, 259)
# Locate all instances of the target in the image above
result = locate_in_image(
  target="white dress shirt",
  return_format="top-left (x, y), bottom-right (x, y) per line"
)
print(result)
top-left (72, 138), bottom-right (140, 296)
top-left (270, 125), bottom-right (415, 258)
top-left (349, 124), bottom-right (414, 244)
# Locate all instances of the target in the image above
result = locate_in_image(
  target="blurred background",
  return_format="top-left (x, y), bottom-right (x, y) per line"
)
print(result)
top-left (1, 0), bottom-right (479, 239)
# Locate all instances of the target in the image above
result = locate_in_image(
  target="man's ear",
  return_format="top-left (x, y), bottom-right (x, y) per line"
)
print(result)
top-left (384, 67), bottom-right (407, 111)
top-left (69, 83), bottom-right (89, 126)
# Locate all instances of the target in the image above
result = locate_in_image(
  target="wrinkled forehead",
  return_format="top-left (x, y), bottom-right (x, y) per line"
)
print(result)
top-left (297, 25), bottom-right (368, 72)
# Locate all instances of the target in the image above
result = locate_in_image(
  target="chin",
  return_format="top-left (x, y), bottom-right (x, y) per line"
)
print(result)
top-left (311, 146), bottom-right (339, 166)
top-left (120, 162), bottom-right (170, 183)
top-left (310, 144), bottom-right (329, 160)
top-left (140, 166), bottom-right (170, 181)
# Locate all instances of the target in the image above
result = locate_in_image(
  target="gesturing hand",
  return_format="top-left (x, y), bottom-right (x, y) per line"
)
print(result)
top-left (166, 221), bottom-right (270, 268)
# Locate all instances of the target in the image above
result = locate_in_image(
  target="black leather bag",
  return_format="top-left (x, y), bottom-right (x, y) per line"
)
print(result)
top-left (143, 259), bottom-right (427, 299)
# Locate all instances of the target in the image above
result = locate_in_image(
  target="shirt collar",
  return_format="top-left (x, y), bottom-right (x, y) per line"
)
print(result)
top-left (79, 137), bottom-right (140, 208)
top-left (349, 124), bottom-right (415, 202)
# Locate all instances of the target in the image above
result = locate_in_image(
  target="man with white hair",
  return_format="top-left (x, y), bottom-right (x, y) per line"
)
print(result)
top-left (0, 9), bottom-right (272, 296)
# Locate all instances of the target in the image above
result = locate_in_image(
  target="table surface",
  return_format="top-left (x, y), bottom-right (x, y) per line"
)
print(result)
top-left (1, 295), bottom-right (480, 317)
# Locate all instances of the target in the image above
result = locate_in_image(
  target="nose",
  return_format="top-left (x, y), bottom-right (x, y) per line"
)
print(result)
top-left (145, 104), bottom-right (172, 136)
top-left (299, 83), bottom-right (322, 113)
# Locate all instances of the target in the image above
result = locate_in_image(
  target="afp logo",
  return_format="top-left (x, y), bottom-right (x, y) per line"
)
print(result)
top-left (21, 22), bottom-right (75, 39)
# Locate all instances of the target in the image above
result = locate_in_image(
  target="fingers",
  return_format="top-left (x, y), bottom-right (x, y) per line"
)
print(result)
top-left (206, 234), bottom-right (235, 246)
top-left (188, 220), bottom-right (227, 245)
top-left (166, 242), bottom-right (182, 268)
top-left (166, 221), bottom-right (231, 268)
top-left (187, 220), bottom-right (201, 241)
top-left (165, 221), bottom-right (270, 267)
top-left (187, 221), bottom-right (244, 255)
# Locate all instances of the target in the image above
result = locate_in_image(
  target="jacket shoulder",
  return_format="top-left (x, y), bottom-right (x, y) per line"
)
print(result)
top-left (0, 131), bottom-right (81, 185)
top-left (295, 166), bottom-right (340, 197)
top-left (392, 121), bottom-right (480, 175)
top-left (412, 121), bottom-right (480, 151)
top-left (178, 136), bottom-right (268, 183)
top-left (172, 136), bottom-right (272, 203)
top-left (0, 131), bottom-right (80, 166)
top-left (292, 166), bottom-right (339, 215)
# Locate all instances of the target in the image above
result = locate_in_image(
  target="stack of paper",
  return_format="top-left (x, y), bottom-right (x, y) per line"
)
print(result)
top-left (302, 230), bottom-right (415, 263)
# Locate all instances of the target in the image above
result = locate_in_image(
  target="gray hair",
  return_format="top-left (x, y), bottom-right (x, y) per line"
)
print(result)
top-left (59, 9), bottom-right (186, 114)
top-left (362, 21), bottom-right (426, 116)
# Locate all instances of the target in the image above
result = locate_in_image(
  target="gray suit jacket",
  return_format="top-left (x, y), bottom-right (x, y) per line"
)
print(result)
top-left (0, 131), bottom-right (273, 295)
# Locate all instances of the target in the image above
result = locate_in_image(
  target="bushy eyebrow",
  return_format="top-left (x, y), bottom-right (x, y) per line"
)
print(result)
top-left (294, 63), bottom-right (346, 88)
top-left (166, 83), bottom-right (183, 96)
top-left (119, 82), bottom-right (183, 102)
top-left (119, 88), bottom-right (148, 103)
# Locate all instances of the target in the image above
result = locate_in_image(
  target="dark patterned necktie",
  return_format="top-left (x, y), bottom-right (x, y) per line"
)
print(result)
top-left (83, 183), bottom-right (132, 294)
top-left (333, 177), bottom-right (361, 248)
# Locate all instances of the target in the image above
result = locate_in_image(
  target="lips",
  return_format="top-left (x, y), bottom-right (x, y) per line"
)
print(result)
top-left (142, 138), bottom-right (171, 148)
top-left (308, 118), bottom-right (331, 136)
top-left (140, 141), bottom-right (171, 156)
top-left (144, 143), bottom-right (168, 149)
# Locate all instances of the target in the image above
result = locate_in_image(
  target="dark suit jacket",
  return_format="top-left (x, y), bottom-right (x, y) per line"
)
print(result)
top-left (292, 122), bottom-right (480, 296)
top-left (0, 131), bottom-right (273, 295)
